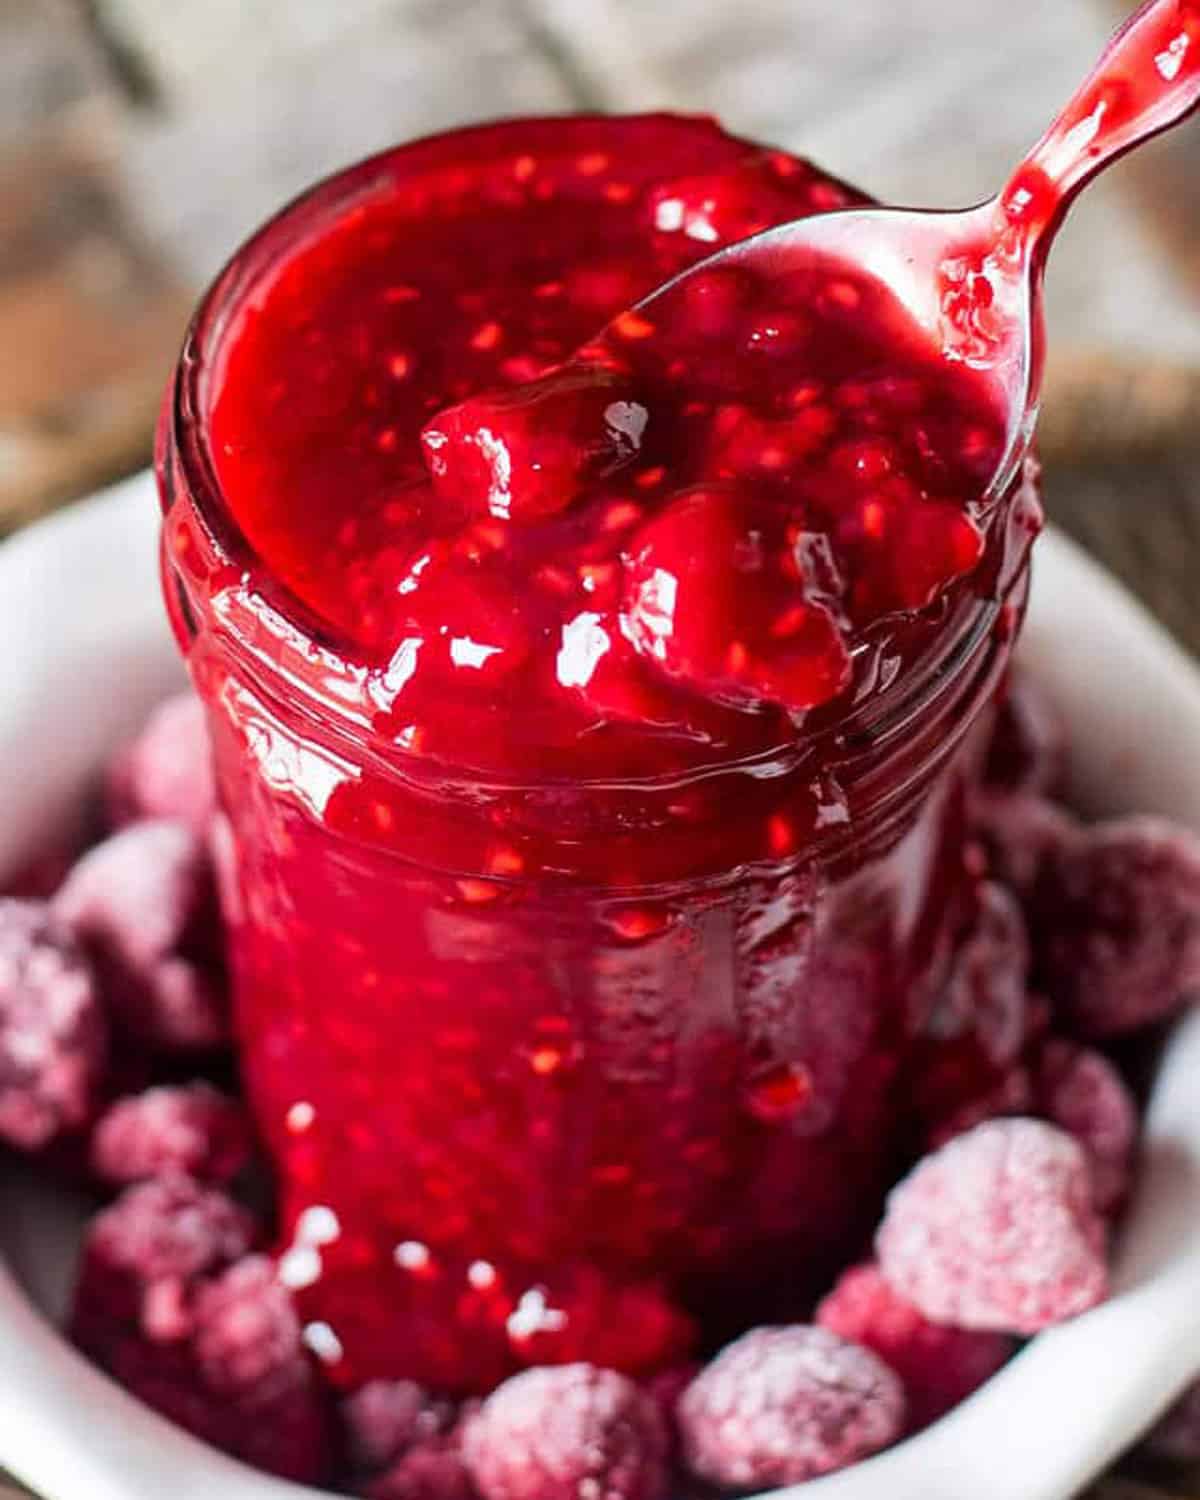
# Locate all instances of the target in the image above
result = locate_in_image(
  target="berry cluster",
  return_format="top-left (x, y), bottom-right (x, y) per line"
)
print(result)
top-left (4, 673), bottom-right (1200, 1492)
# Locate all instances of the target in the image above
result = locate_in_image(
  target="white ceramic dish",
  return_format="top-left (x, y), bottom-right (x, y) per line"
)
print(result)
top-left (3, 471), bottom-right (1200, 1500)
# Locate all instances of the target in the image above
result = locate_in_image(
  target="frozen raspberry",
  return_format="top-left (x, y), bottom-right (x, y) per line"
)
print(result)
top-left (622, 486), bottom-right (850, 714)
top-left (71, 1173), bottom-right (257, 1352)
top-left (463, 1364), bottom-right (668, 1500)
top-left (54, 821), bottom-right (229, 1051)
top-left (367, 1425), bottom-right (478, 1500)
top-left (421, 367), bottom-right (646, 522)
top-left (83, 1249), bottom-right (331, 1484)
top-left (816, 1263), bottom-right (1012, 1430)
top-left (983, 672), bottom-right (1066, 795)
top-left (1144, 1379), bottom-right (1200, 1463)
top-left (876, 1118), bottom-right (1109, 1334)
top-left (1032, 1040), bottom-right (1137, 1215)
top-left (344, 1380), bottom-right (454, 1474)
top-left (928, 882), bottom-right (1031, 1069)
top-left (186, 1255), bottom-right (333, 1480)
top-left (0, 899), bottom-right (107, 1150)
top-left (969, 790), bottom-right (1077, 898)
top-left (106, 694), bottom-right (217, 835)
top-left (89, 1083), bottom-right (253, 1188)
top-left (677, 1325), bottom-right (904, 1487)
top-left (1030, 816), bottom-right (1200, 1037)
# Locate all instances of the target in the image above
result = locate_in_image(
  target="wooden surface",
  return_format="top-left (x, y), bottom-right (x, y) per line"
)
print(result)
top-left (3, 2), bottom-right (1200, 1497)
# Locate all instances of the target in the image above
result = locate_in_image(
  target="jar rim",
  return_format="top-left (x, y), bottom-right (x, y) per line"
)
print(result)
top-left (162, 118), bottom-right (1033, 799)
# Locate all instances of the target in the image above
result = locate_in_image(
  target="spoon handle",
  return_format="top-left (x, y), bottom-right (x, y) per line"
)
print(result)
top-left (999, 0), bottom-right (1200, 256)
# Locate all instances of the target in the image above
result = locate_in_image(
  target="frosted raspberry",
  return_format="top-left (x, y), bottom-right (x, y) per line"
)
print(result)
top-left (463, 1364), bottom-right (668, 1500)
top-left (816, 1263), bottom-right (1012, 1430)
top-left (187, 1255), bottom-right (332, 1478)
top-left (106, 694), bottom-right (217, 835)
top-left (89, 1083), bottom-right (253, 1188)
top-left (876, 1119), bottom-right (1109, 1334)
top-left (54, 821), bottom-right (229, 1051)
top-left (92, 1250), bottom-right (330, 1483)
top-left (367, 1426), bottom-right (478, 1500)
top-left (1032, 1040), bottom-right (1137, 1215)
top-left (1031, 816), bottom-right (1200, 1037)
top-left (969, 790), bottom-right (1077, 898)
top-left (983, 672), bottom-right (1066, 795)
top-left (677, 1326), bottom-right (903, 1487)
top-left (929, 882), bottom-right (1031, 1069)
top-left (1144, 1379), bottom-right (1200, 1462)
top-left (71, 1173), bottom-right (257, 1351)
top-left (344, 1380), bottom-right (453, 1474)
top-left (0, 898), bottom-right (107, 1149)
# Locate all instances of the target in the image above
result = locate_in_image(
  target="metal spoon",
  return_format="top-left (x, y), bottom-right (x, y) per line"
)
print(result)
top-left (633, 0), bottom-right (1200, 503)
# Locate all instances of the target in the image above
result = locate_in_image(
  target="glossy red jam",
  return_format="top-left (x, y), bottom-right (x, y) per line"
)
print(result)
top-left (158, 114), bottom-right (1040, 1393)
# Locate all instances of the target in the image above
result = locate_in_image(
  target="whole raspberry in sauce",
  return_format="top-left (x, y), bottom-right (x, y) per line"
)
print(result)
top-left (1031, 816), bottom-right (1200, 1038)
top-left (676, 1325), bottom-right (904, 1487)
top-left (876, 1118), bottom-right (1108, 1334)
top-left (54, 821), bottom-right (229, 1052)
top-left (462, 1364), bottom-right (668, 1500)
top-left (816, 1262), bottom-right (1013, 1431)
top-left (0, 898), bottom-right (107, 1150)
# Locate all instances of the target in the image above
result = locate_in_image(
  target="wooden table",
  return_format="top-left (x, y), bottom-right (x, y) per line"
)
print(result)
top-left (4, 2), bottom-right (1200, 1496)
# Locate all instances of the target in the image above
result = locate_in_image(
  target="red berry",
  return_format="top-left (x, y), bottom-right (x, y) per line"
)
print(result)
top-left (343, 1380), bottom-right (454, 1474)
top-left (106, 694), bottom-right (217, 835)
top-left (89, 1083), bottom-right (253, 1188)
top-left (421, 367), bottom-right (646, 523)
top-left (1030, 816), bottom-right (1200, 1038)
top-left (115, 1252), bottom-right (331, 1483)
top-left (0, 898), bottom-right (107, 1150)
top-left (54, 821), bottom-right (229, 1052)
top-left (677, 1325), bottom-right (904, 1487)
top-left (876, 1118), bottom-right (1109, 1335)
top-left (622, 486), bottom-right (850, 714)
top-left (816, 1263), bottom-right (1012, 1430)
top-left (71, 1173), bottom-right (257, 1349)
top-left (929, 882), bottom-right (1031, 1069)
top-left (969, 790), bottom-right (1077, 898)
top-left (1032, 1040), bottom-right (1137, 1215)
top-left (366, 1435), bottom-right (479, 1500)
top-left (463, 1364), bottom-right (668, 1500)
top-left (983, 672), bottom-right (1066, 796)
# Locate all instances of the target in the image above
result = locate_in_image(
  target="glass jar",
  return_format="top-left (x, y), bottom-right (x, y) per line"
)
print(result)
top-left (157, 120), bottom-right (1039, 1395)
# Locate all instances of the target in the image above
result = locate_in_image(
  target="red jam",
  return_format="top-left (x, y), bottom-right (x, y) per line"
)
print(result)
top-left (159, 114), bottom-right (1039, 1393)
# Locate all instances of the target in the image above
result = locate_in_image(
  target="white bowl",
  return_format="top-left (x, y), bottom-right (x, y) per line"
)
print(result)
top-left (4, 472), bottom-right (1200, 1500)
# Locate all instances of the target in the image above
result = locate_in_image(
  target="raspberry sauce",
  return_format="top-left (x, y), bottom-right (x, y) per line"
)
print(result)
top-left (159, 114), bottom-right (1039, 1392)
